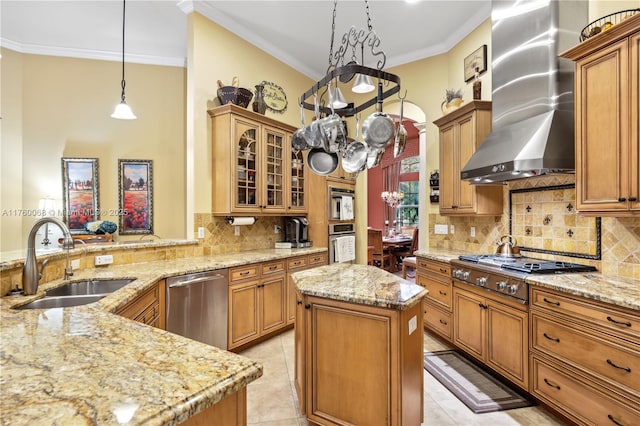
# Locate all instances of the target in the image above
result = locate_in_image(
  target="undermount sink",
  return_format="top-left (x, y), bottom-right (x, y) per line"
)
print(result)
top-left (44, 279), bottom-right (135, 297)
top-left (13, 278), bottom-right (135, 310)
top-left (14, 294), bottom-right (107, 310)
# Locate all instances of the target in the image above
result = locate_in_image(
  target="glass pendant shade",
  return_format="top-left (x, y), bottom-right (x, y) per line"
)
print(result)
top-left (111, 100), bottom-right (137, 120)
top-left (352, 73), bottom-right (375, 93)
top-left (330, 86), bottom-right (348, 109)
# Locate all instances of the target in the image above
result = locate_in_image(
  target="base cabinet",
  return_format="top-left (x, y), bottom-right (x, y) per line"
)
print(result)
top-left (296, 295), bottom-right (423, 426)
top-left (453, 282), bottom-right (529, 390)
top-left (417, 257), bottom-right (453, 342)
top-left (180, 388), bottom-right (246, 426)
top-left (115, 279), bottom-right (165, 330)
top-left (286, 252), bottom-right (328, 325)
top-left (529, 287), bottom-right (640, 424)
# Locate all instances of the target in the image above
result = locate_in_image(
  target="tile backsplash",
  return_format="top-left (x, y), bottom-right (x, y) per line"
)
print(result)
top-left (194, 214), bottom-right (282, 255)
top-left (429, 174), bottom-right (640, 279)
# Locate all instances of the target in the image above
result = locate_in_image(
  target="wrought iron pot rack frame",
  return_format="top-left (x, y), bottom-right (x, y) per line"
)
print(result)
top-left (299, 64), bottom-right (401, 118)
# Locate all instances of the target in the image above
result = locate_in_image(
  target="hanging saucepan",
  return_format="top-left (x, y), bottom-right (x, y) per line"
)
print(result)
top-left (307, 147), bottom-right (339, 176)
top-left (394, 91), bottom-right (408, 158)
top-left (342, 115), bottom-right (368, 173)
top-left (321, 114), bottom-right (343, 153)
top-left (366, 147), bottom-right (385, 169)
top-left (362, 82), bottom-right (396, 149)
top-left (304, 95), bottom-right (324, 148)
top-left (291, 104), bottom-right (310, 151)
top-left (495, 235), bottom-right (521, 257)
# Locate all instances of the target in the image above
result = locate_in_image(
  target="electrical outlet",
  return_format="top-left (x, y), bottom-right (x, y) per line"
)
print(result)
top-left (274, 225), bottom-right (281, 234)
top-left (234, 225), bottom-right (240, 236)
top-left (450, 224), bottom-right (455, 234)
top-left (94, 255), bottom-right (113, 266)
top-left (71, 259), bottom-right (80, 270)
top-left (197, 227), bottom-right (205, 238)
top-left (470, 226), bottom-right (476, 237)
top-left (434, 224), bottom-right (448, 235)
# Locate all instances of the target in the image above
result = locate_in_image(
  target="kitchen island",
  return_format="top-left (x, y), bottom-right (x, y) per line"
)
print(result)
top-left (291, 263), bottom-right (427, 426)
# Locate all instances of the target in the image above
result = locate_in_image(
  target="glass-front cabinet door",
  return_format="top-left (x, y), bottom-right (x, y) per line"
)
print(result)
top-left (234, 119), bottom-right (260, 212)
top-left (289, 149), bottom-right (307, 212)
top-left (261, 125), bottom-right (286, 212)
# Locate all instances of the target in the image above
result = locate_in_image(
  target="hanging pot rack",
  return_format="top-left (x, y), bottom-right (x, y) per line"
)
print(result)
top-left (298, 0), bottom-right (401, 118)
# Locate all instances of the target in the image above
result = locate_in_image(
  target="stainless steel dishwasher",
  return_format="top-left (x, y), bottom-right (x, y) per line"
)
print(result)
top-left (166, 269), bottom-right (229, 349)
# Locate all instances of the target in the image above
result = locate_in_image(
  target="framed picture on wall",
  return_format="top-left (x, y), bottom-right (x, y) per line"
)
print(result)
top-left (61, 157), bottom-right (100, 234)
top-left (464, 44), bottom-right (487, 82)
top-left (118, 159), bottom-right (154, 235)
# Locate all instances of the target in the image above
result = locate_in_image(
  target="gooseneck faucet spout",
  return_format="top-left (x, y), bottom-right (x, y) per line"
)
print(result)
top-left (22, 217), bottom-right (75, 295)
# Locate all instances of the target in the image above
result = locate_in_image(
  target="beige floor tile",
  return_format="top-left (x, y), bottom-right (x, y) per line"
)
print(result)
top-left (242, 329), bottom-right (569, 426)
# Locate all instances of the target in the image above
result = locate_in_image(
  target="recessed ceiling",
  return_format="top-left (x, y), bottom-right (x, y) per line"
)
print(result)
top-left (1, 0), bottom-right (491, 79)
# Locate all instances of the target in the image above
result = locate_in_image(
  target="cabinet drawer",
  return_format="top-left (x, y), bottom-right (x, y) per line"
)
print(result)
top-left (531, 287), bottom-right (640, 342)
top-left (417, 258), bottom-right (450, 279)
top-left (531, 356), bottom-right (640, 426)
top-left (116, 285), bottom-right (158, 322)
top-left (532, 314), bottom-right (639, 394)
top-left (419, 276), bottom-right (452, 310)
top-left (287, 256), bottom-right (308, 271)
top-left (134, 302), bottom-right (160, 326)
top-left (262, 260), bottom-right (285, 276)
top-left (230, 265), bottom-right (260, 282)
top-left (308, 252), bottom-right (328, 266)
top-left (423, 300), bottom-right (452, 340)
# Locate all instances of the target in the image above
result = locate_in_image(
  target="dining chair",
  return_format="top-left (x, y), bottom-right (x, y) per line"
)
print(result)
top-left (400, 225), bottom-right (416, 237)
top-left (393, 228), bottom-right (418, 270)
top-left (367, 228), bottom-right (392, 271)
top-left (402, 256), bottom-right (417, 280)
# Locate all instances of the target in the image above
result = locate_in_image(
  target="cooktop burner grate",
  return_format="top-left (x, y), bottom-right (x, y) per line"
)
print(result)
top-left (458, 255), bottom-right (597, 274)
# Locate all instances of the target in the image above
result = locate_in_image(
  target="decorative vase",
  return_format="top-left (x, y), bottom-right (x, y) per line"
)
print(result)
top-left (472, 67), bottom-right (482, 100)
top-left (252, 84), bottom-right (267, 115)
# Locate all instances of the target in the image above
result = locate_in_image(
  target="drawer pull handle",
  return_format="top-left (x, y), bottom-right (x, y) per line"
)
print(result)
top-left (294, 261), bottom-right (302, 265)
top-left (608, 414), bottom-right (625, 426)
top-left (607, 316), bottom-right (632, 327)
top-left (439, 319), bottom-right (448, 325)
top-left (478, 303), bottom-right (488, 310)
top-left (439, 290), bottom-right (447, 296)
top-left (268, 265), bottom-right (278, 270)
top-left (543, 298), bottom-right (560, 306)
top-left (439, 268), bottom-right (447, 273)
top-left (543, 333), bottom-right (560, 343)
top-left (543, 378), bottom-right (560, 390)
top-left (606, 359), bottom-right (631, 373)
top-left (240, 271), bottom-right (250, 276)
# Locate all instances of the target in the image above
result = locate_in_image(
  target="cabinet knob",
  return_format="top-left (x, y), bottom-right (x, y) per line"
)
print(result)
top-left (304, 304), bottom-right (311, 309)
top-left (297, 300), bottom-right (302, 305)
top-left (618, 197), bottom-right (627, 202)
top-left (629, 196), bottom-right (638, 202)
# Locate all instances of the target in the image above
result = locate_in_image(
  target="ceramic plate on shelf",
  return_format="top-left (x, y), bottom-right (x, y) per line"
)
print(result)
top-left (260, 81), bottom-right (288, 113)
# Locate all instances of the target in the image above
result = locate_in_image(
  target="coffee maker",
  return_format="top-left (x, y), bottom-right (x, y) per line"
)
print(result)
top-left (283, 217), bottom-right (311, 248)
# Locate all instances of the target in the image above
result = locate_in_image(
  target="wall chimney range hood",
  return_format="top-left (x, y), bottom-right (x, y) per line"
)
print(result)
top-left (461, 0), bottom-right (587, 183)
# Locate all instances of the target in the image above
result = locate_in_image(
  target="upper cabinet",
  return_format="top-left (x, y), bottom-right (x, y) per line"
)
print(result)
top-left (433, 101), bottom-right (503, 216)
top-left (561, 14), bottom-right (640, 216)
top-left (208, 105), bottom-right (307, 215)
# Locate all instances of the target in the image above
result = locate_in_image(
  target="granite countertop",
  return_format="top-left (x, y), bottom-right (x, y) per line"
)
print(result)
top-left (0, 247), bottom-right (327, 425)
top-left (414, 248), bottom-right (639, 312)
top-left (291, 263), bottom-right (428, 310)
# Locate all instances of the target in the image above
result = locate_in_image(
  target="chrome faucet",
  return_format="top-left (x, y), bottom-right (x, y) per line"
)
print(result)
top-left (22, 217), bottom-right (75, 295)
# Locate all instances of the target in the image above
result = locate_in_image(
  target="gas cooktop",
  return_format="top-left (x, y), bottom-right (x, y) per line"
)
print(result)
top-left (458, 254), bottom-right (597, 274)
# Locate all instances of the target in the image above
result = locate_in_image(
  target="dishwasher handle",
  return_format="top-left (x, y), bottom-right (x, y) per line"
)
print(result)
top-left (168, 274), bottom-right (226, 288)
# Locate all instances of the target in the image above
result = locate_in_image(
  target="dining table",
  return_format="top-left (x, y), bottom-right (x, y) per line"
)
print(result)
top-left (382, 235), bottom-right (413, 272)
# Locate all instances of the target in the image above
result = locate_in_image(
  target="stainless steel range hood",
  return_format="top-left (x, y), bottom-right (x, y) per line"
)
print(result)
top-left (461, 0), bottom-right (587, 183)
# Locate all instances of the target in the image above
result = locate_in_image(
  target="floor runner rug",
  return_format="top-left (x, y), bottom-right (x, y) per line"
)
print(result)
top-left (424, 350), bottom-right (535, 414)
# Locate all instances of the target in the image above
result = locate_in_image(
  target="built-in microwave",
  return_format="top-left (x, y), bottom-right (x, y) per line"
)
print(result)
top-left (328, 186), bottom-right (355, 221)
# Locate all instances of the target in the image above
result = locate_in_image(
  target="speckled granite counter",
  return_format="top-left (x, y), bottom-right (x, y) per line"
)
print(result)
top-left (291, 263), bottom-right (427, 310)
top-left (0, 247), bottom-right (327, 425)
top-left (414, 248), bottom-right (639, 312)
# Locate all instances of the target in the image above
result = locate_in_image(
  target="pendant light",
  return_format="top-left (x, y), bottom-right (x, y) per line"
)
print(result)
top-left (111, 0), bottom-right (136, 120)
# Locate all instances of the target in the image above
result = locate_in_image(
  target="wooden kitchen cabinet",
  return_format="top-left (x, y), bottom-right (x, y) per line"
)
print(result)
top-left (416, 257), bottom-right (453, 342)
top-left (529, 287), bottom-right (640, 424)
top-left (453, 282), bottom-right (529, 390)
top-left (228, 262), bottom-right (286, 350)
top-left (115, 279), bottom-right (165, 330)
top-left (208, 104), bottom-right (304, 215)
top-left (286, 252), bottom-right (328, 325)
top-left (433, 101), bottom-right (503, 216)
top-left (561, 15), bottom-right (640, 215)
top-left (296, 294), bottom-right (423, 426)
